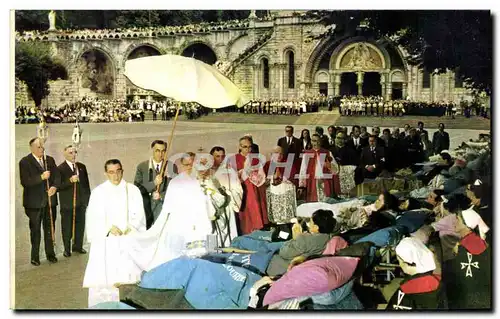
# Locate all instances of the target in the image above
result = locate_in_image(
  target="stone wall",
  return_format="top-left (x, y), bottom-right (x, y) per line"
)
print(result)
top-left (16, 14), bottom-right (476, 106)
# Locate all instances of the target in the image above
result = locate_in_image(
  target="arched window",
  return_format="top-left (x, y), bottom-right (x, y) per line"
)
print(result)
top-left (422, 68), bottom-right (431, 88)
top-left (262, 58), bottom-right (270, 89)
top-left (288, 51), bottom-right (295, 89)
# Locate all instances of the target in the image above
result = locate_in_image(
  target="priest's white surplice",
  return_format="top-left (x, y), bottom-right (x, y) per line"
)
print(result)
top-left (126, 171), bottom-right (216, 272)
top-left (82, 179), bottom-right (146, 289)
top-left (212, 166), bottom-right (243, 247)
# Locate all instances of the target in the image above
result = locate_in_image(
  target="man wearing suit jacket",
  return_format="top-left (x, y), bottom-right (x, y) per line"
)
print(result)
top-left (360, 135), bottom-right (386, 179)
top-left (432, 123), bottom-right (450, 155)
top-left (19, 137), bottom-right (60, 266)
top-left (346, 125), bottom-right (367, 156)
top-left (57, 145), bottom-right (91, 257)
top-left (134, 140), bottom-right (173, 229)
top-left (276, 125), bottom-right (301, 162)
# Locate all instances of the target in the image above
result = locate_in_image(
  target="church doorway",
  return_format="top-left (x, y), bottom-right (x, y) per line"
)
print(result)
top-left (392, 82), bottom-right (403, 100)
top-left (318, 83), bottom-right (328, 96)
top-left (362, 72), bottom-right (381, 97)
top-left (339, 72), bottom-right (357, 96)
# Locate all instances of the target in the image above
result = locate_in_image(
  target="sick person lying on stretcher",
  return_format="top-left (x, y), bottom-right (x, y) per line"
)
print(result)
top-left (265, 209), bottom-right (341, 276)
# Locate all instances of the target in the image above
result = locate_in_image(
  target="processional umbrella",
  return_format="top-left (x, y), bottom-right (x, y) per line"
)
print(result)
top-left (124, 54), bottom-right (248, 184)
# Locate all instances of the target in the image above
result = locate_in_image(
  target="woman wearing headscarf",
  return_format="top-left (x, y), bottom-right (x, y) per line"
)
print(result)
top-left (465, 179), bottom-right (491, 237)
top-left (443, 204), bottom-right (491, 309)
top-left (386, 237), bottom-right (443, 310)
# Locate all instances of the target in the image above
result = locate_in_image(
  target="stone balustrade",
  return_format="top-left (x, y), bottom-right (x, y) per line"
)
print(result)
top-left (15, 19), bottom-right (252, 42)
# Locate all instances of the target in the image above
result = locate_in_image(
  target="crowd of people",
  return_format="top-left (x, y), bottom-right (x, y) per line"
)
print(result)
top-left (339, 95), bottom-right (489, 119)
top-left (15, 97), bottom-right (210, 124)
top-left (19, 117), bottom-right (491, 310)
top-left (238, 95), bottom-right (331, 115)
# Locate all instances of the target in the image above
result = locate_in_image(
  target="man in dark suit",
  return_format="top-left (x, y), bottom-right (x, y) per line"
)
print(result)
top-left (371, 126), bottom-right (385, 147)
top-left (57, 145), bottom-right (90, 257)
top-left (381, 128), bottom-right (398, 172)
top-left (406, 128), bottom-right (425, 165)
top-left (134, 140), bottom-right (173, 229)
top-left (417, 121), bottom-right (428, 138)
top-left (332, 132), bottom-right (359, 166)
top-left (276, 125), bottom-right (301, 162)
top-left (346, 125), bottom-right (367, 156)
top-left (19, 137), bottom-right (60, 266)
top-left (432, 123), bottom-right (450, 155)
top-left (360, 135), bottom-right (386, 179)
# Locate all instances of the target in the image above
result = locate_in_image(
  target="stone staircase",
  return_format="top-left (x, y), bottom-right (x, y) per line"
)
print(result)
top-left (227, 28), bottom-right (275, 76)
top-left (294, 109), bottom-right (340, 126)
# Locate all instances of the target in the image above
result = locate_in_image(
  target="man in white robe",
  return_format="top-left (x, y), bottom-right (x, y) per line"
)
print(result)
top-left (83, 159), bottom-right (146, 307)
top-left (209, 146), bottom-right (243, 247)
top-left (125, 153), bottom-right (222, 272)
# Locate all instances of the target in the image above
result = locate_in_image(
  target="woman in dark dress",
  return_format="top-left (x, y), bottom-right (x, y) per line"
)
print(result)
top-left (299, 129), bottom-right (312, 152)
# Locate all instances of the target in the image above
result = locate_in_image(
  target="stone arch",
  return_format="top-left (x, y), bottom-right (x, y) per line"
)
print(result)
top-left (303, 36), bottom-right (345, 84)
top-left (122, 43), bottom-right (165, 68)
top-left (225, 32), bottom-right (248, 59)
top-left (178, 40), bottom-right (218, 65)
top-left (74, 45), bottom-right (117, 97)
top-left (315, 70), bottom-right (329, 83)
top-left (282, 46), bottom-right (297, 62)
top-left (390, 69), bottom-right (406, 82)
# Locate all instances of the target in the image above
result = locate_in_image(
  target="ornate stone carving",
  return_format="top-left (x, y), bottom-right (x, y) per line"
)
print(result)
top-left (340, 43), bottom-right (382, 70)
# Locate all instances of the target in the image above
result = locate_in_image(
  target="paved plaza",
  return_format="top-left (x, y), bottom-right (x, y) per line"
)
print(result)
top-left (12, 120), bottom-right (490, 309)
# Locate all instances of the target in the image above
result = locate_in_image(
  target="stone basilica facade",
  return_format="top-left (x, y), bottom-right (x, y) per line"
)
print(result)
top-left (15, 10), bottom-right (473, 107)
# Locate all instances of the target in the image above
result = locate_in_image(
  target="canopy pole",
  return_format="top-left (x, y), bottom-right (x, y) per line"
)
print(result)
top-left (156, 102), bottom-right (181, 193)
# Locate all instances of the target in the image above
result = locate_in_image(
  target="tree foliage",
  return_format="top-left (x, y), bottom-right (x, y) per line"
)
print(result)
top-left (306, 10), bottom-right (492, 94)
top-left (15, 10), bottom-right (256, 31)
top-left (15, 42), bottom-right (68, 107)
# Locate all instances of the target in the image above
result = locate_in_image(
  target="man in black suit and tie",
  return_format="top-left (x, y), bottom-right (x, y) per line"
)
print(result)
top-left (276, 125), bottom-right (301, 162)
top-left (134, 140), bottom-right (173, 229)
top-left (360, 135), bottom-right (386, 179)
top-left (19, 137), bottom-right (60, 266)
top-left (57, 145), bottom-right (90, 257)
top-left (432, 123), bottom-right (450, 155)
top-left (346, 125), bottom-right (367, 156)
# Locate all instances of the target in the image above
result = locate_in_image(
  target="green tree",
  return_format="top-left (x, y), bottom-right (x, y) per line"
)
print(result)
top-left (307, 10), bottom-right (492, 94)
top-left (15, 42), bottom-right (68, 107)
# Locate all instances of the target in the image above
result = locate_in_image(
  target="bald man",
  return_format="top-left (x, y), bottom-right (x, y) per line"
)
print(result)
top-left (19, 137), bottom-right (61, 266)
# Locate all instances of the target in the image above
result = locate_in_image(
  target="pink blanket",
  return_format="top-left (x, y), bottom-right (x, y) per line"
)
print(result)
top-left (263, 255), bottom-right (359, 305)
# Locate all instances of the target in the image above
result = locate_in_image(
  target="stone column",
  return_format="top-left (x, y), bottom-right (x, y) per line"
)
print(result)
top-left (334, 73), bottom-right (341, 96)
top-left (356, 71), bottom-right (364, 96)
top-left (402, 83), bottom-right (408, 99)
top-left (380, 73), bottom-right (386, 98)
top-left (253, 64), bottom-right (260, 99)
top-left (386, 82), bottom-right (393, 101)
top-left (279, 63), bottom-right (285, 100)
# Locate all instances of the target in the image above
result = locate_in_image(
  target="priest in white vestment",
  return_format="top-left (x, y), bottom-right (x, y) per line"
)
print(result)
top-left (83, 159), bottom-right (146, 307)
top-left (125, 153), bottom-right (223, 272)
top-left (209, 146), bottom-right (243, 247)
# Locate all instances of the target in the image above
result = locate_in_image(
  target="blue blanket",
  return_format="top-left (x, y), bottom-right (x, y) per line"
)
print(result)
top-left (231, 232), bottom-right (285, 253)
top-left (139, 257), bottom-right (262, 309)
top-left (201, 251), bottom-right (274, 275)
